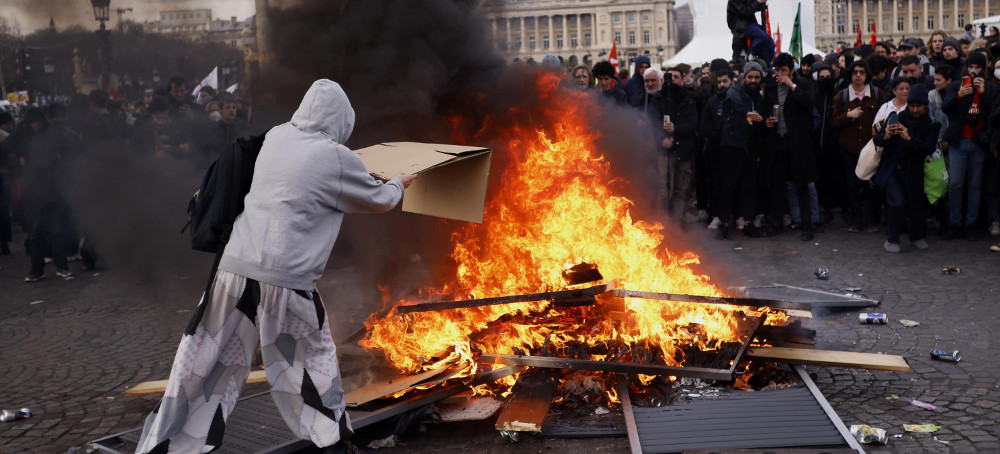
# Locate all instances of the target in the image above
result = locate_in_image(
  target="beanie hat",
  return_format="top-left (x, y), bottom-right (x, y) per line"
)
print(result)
top-left (967, 51), bottom-right (988, 70)
top-left (942, 37), bottom-right (961, 52)
top-left (907, 84), bottom-right (929, 105)
top-left (742, 61), bottom-right (764, 81)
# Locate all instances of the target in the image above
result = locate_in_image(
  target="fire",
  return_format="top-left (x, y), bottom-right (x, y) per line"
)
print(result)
top-left (361, 71), bottom-right (783, 382)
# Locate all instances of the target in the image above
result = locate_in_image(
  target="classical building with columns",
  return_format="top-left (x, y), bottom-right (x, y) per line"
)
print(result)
top-left (815, 0), bottom-right (999, 53)
top-left (478, 0), bottom-right (678, 70)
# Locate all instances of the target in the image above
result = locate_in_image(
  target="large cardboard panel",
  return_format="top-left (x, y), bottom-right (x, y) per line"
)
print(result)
top-left (356, 142), bottom-right (492, 223)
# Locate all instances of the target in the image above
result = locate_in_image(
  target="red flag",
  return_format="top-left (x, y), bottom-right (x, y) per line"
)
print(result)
top-left (855, 23), bottom-right (862, 48)
top-left (870, 22), bottom-right (877, 45)
top-left (609, 38), bottom-right (620, 76)
top-left (775, 24), bottom-right (782, 53)
top-left (764, 7), bottom-right (772, 37)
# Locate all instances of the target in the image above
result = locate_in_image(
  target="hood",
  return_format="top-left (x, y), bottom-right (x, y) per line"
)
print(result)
top-left (291, 79), bottom-right (355, 143)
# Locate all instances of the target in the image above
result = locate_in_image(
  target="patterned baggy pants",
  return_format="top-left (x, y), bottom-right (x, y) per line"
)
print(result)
top-left (135, 270), bottom-right (352, 453)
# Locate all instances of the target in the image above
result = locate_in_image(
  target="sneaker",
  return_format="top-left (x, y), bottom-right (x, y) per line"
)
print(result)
top-left (991, 221), bottom-right (1000, 237)
top-left (991, 243), bottom-right (1000, 252)
top-left (24, 273), bottom-right (45, 283)
top-left (883, 241), bottom-right (901, 253)
top-left (847, 225), bottom-right (860, 233)
top-left (67, 254), bottom-right (82, 262)
top-left (736, 217), bottom-right (746, 230)
top-left (708, 217), bottom-right (722, 230)
top-left (913, 239), bottom-right (929, 250)
top-left (783, 214), bottom-right (792, 227)
top-left (788, 222), bottom-right (800, 231)
top-left (56, 269), bottom-right (75, 280)
top-left (754, 214), bottom-right (765, 228)
top-left (697, 209), bottom-right (709, 222)
top-left (43, 257), bottom-right (53, 264)
top-left (866, 225), bottom-right (880, 233)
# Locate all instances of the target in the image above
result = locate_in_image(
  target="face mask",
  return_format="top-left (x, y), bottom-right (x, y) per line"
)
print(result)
top-left (994, 69), bottom-right (1000, 79)
top-left (969, 69), bottom-right (980, 78)
top-left (818, 78), bottom-right (836, 92)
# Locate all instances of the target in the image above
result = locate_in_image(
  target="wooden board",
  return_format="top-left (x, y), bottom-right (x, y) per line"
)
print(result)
top-left (125, 370), bottom-right (268, 396)
top-left (746, 347), bottom-right (910, 372)
top-left (495, 371), bottom-right (558, 432)
top-left (438, 397), bottom-right (505, 422)
top-left (395, 281), bottom-right (617, 313)
top-left (345, 364), bottom-right (463, 407)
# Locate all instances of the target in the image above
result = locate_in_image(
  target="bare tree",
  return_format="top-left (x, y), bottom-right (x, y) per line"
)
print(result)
top-left (0, 15), bottom-right (24, 98)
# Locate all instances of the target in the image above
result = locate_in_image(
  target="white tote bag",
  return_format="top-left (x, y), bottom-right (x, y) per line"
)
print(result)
top-left (855, 138), bottom-right (883, 180)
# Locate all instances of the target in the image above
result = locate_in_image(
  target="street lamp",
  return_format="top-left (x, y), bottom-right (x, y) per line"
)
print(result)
top-left (91, 0), bottom-right (112, 89)
top-left (91, 0), bottom-right (111, 30)
top-left (152, 68), bottom-right (160, 86)
top-left (43, 55), bottom-right (55, 101)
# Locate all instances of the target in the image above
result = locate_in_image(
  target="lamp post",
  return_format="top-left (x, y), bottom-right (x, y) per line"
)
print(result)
top-left (43, 55), bottom-right (55, 101)
top-left (152, 68), bottom-right (160, 87)
top-left (91, 0), bottom-right (112, 89)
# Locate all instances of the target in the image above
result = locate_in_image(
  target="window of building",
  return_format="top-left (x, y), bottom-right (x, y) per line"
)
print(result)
top-left (943, 14), bottom-right (949, 27)
top-left (867, 0), bottom-right (874, 8)
top-left (557, 34), bottom-right (563, 48)
top-left (882, 0), bottom-right (890, 8)
top-left (525, 17), bottom-right (534, 28)
top-left (582, 14), bottom-right (591, 26)
top-left (643, 29), bottom-right (650, 44)
top-left (515, 37), bottom-right (522, 49)
top-left (539, 16), bottom-right (548, 27)
top-left (543, 35), bottom-right (549, 49)
top-left (568, 15), bottom-right (577, 26)
top-left (837, 21), bottom-right (846, 34)
top-left (896, 0), bottom-right (903, 8)
top-left (615, 31), bottom-right (622, 44)
top-left (853, 19), bottom-right (860, 32)
top-left (571, 33), bottom-right (578, 47)
top-left (913, 16), bottom-right (919, 31)
top-left (897, 17), bottom-right (904, 31)
top-left (975, 13), bottom-right (980, 20)
top-left (958, 13), bottom-right (965, 27)
top-left (554, 16), bottom-right (562, 27)
top-left (944, 0), bottom-right (951, 5)
top-left (928, 15), bottom-right (934, 29)
top-left (232, 40), bottom-right (237, 47)
top-left (627, 11), bottom-right (635, 22)
top-left (529, 36), bottom-right (536, 49)
top-left (584, 32), bottom-right (591, 46)
top-left (852, 0), bottom-right (860, 9)
top-left (868, 18), bottom-right (875, 30)
top-left (197, 12), bottom-right (202, 18)
top-left (613, 12), bottom-right (621, 24)
top-left (628, 30), bottom-right (636, 44)
top-left (958, 0), bottom-right (964, 5)
top-left (642, 11), bottom-right (650, 22)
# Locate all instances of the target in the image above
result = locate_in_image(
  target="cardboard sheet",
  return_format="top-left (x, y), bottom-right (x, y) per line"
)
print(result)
top-left (355, 142), bottom-right (492, 223)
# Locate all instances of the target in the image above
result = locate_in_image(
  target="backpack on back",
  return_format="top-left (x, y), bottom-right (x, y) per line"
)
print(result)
top-left (184, 131), bottom-right (267, 253)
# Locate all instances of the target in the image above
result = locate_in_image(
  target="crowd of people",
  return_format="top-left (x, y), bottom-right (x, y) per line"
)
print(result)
top-left (0, 75), bottom-right (252, 282)
top-left (563, 26), bottom-right (1000, 254)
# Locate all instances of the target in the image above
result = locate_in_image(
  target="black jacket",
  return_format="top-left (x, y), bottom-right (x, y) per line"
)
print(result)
top-left (651, 83), bottom-right (699, 159)
top-left (720, 82), bottom-right (766, 150)
top-left (762, 73), bottom-right (819, 183)
top-left (942, 77), bottom-right (996, 145)
top-left (727, 0), bottom-right (766, 39)
top-left (700, 91), bottom-right (726, 150)
top-left (873, 109), bottom-right (940, 188)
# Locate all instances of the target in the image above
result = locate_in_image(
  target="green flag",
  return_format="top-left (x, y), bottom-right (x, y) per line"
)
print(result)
top-left (789, 3), bottom-right (803, 61)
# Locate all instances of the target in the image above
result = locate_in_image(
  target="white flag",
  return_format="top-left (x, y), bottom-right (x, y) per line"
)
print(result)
top-left (225, 83), bottom-right (238, 94)
top-left (192, 67), bottom-right (219, 96)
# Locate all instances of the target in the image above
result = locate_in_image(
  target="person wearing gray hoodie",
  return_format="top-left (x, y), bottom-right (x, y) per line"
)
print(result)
top-left (136, 79), bottom-right (416, 453)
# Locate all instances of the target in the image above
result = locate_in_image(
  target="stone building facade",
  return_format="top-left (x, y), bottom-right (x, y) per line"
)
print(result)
top-left (815, 0), bottom-right (1000, 52)
top-left (479, 0), bottom-right (677, 70)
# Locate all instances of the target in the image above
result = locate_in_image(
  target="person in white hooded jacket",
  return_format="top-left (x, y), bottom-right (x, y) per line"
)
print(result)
top-left (136, 79), bottom-right (416, 453)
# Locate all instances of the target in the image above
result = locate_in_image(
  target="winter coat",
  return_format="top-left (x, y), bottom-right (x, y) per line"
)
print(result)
top-left (700, 91), bottom-right (727, 150)
top-left (720, 82), bottom-right (766, 150)
top-left (600, 81), bottom-right (629, 105)
top-left (942, 77), bottom-right (996, 145)
top-left (763, 73), bottom-right (819, 183)
top-left (623, 72), bottom-right (647, 102)
top-left (727, 0), bottom-right (766, 40)
top-left (650, 83), bottom-right (699, 160)
top-left (872, 109), bottom-right (940, 188)
top-left (832, 84), bottom-right (884, 155)
top-left (219, 79), bottom-right (405, 291)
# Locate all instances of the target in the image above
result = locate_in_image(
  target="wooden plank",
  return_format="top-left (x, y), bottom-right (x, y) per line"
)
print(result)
top-left (345, 363), bottom-right (464, 407)
top-left (495, 371), bottom-right (558, 432)
top-left (439, 397), bottom-right (504, 422)
top-left (612, 289), bottom-right (812, 311)
top-left (479, 353), bottom-right (735, 381)
top-left (784, 309), bottom-right (813, 318)
top-left (125, 370), bottom-right (267, 396)
top-left (616, 374), bottom-right (643, 454)
top-left (395, 281), bottom-right (617, 314)
top-left (746, 347), bottom-right (910, 372)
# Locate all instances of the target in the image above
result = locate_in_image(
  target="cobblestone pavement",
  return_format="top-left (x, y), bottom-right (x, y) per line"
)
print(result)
top-left (0, 218), bottom-right (997, 453)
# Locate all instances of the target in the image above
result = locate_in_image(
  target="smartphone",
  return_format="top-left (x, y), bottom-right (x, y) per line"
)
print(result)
top-left (888, 111), bottom-right (899, 127)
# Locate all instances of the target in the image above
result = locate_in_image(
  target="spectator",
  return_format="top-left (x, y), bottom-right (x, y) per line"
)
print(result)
top-left (624, 55), bottom-right (651, 101)
top-left (132, 96), bottom-right (191, 159)
top-left (717, 61), bottom-right (767, 239)
top-left (833, 60), bottom-right (884, 232)
top-left (196, 85), bottom-right (217, 106)
top-left (943, 51), bottom-right (995, 240)
top-left (763, 52), bottom-right (819, 240)
top-left (875, 77), bottom-right (911, 126)
top-left (873, 84), bottom-right (940, 252)
top-left (893, 39), bottom-right (935, 79)
top-left (591, 61), bottom-right (628, 104)
top-left (962, 23), bottom-right (976, 42)
top-left (867, 55), bottom-right (893, 92)
top-left (940, 37), bottom-right (965, 74)
top-left (166, 75), bottom-right (197, 120)
top-left (896, 55), bottom-right (935, 93)
top-left (813, 63), bottom-right (845, 221)
top-left (651, 67), bottom-right (699, 221)
top-left (928, 30), bottom-right (948, 68)
top-left (959, 38), bottom-right (972, 58)
top-left (571, 65), bottom-right (594, 91)
top-left (202, 95), bottom-right (250, 157)
top-left (701, 69), bottom-right (735, 230)
top-left (631, 67), bottom-right (662, 113)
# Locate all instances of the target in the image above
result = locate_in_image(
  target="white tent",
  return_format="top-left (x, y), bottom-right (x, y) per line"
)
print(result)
top-left (667, 0), bottom-right (823, 66)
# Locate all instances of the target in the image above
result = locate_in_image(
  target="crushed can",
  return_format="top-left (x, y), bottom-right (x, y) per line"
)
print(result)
top-left (0, 408), bottom-right (31, 422)
top-left (500, 430), bottom-right (520, 443)
top-left (850, 424), bottom-right (888, 444)
top-left (814, 266), bottom-right (830, 280)
top-left (941, 266), bottom-right (961, 275)
top-left (930, 349), bottom-right (961, 363)
top-left (859, 313), bottom-right (887, 325)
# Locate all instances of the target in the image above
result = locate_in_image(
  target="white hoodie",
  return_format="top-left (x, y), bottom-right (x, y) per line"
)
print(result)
top-left (219, 80), bottom-right (404, 290)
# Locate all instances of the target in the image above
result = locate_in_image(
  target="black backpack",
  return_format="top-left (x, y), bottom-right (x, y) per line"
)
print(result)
top-left (183, 131), bottom-right (268, 253)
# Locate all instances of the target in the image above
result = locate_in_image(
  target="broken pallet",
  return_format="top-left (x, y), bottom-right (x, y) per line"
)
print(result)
top-left (746, 347), bottom-right (910, 372)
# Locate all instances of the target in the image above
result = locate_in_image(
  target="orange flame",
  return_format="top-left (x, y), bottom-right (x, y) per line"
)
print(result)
top-left (361, 72), bottom-right (781, 381)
